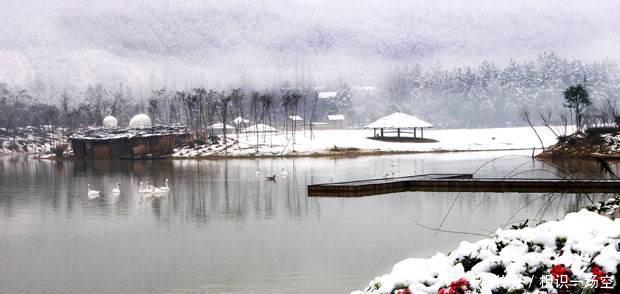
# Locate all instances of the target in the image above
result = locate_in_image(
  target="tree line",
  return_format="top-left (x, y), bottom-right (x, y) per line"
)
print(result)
top-left (2, 52), bottom-right (620, 134)
top-left (0, 82), bottom-right (354, 139)
top-left (379, 52), bottom-right (620, 128)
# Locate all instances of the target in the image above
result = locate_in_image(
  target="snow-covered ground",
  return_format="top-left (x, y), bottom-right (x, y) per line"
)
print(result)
top-left (0, 126), bottom-right (62, 155)
top-left (172, 126), bottom-right (559, 158)
top-left (353, 208), bottom-right (620, 294)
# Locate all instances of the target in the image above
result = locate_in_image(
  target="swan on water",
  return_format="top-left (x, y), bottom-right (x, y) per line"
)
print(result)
top-left (138, 181), bottom-right (149, 194)
top-left (112, 183), bottom-right (121, 195)
top-left (87, 184), bottom-right (100, 199)
top-left (158, 179), bottom-right (170, 192)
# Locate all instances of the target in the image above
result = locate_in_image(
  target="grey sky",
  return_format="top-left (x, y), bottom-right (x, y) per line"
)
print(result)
top-left (1, 0), bottom-right (618, 89)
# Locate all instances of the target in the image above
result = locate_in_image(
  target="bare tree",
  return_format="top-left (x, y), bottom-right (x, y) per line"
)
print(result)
top-left (537, 108), bottom-right (558, 138)
top-left (216, 91), bottom-right (232, 149)
top-left (520, 106), bottom-right (545, 150)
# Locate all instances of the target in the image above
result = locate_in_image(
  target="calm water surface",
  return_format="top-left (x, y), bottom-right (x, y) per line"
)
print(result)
top-left (0, 151), bottom-right (610, 293)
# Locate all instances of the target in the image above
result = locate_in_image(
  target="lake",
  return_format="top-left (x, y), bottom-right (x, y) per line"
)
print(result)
top-left (0, 151), bottom-right (610, 293)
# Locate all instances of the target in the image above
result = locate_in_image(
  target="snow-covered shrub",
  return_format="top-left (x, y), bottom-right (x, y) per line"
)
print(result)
top-left (354, 210), bottom-right (620, 294)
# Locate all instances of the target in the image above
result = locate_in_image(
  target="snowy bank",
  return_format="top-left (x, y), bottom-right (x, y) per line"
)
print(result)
top-left (353, 208), bottom-right (619, 294)
top-left (538, 129), bottom-right (620, 159)
top-left (172, 126), bottom-right (558, 158)
top-left (0, 126), bottom-right (66, 155)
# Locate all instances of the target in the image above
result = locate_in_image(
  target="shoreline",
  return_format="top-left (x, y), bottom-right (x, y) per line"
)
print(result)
top-left (169, 147), bottom-right (535, 160)
top-left (28, 147), bottom-right (538, 161)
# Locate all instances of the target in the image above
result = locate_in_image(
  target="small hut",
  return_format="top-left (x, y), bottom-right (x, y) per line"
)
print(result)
top-left (318, 91), bottom-right (338, 99)
top-left (207, 123), bottom-right (235, 135)
top-left (327, 114), bottom-right (346, 129)
top-left (365, 112), bottom-right (433, 139)
top-left (243, 124), bottom-right (277, 133)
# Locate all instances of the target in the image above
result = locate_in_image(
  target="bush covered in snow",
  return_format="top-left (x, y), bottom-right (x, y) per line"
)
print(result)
top-left (353, 209), bottom-right (620, 294)
top-left (103, 116), bottom-right (118, 128)
top-left (128, 114), bottom-right (152, 128)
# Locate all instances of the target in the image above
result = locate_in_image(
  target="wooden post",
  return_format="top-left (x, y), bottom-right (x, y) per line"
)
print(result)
top-left (397, 128), bottom-right (400, 138)
top-left (414, 127), bottom-right (416, 139)
top-left (380, 128), bottom-right (384, 137)
top-left (374, 128), bottom-right (376, 137)
top-left (421, 128), bottom-right (423, 139)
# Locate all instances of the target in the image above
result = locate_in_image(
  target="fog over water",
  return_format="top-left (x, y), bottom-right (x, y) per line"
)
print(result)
top-left (2, 0), bottom-right (620, 89)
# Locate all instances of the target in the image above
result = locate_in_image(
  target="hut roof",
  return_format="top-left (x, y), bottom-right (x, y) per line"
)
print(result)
top-left (288, 115), bottom-right (303, 121)
top-left (233, 116), bottom-right (250, 124)
top-left (365, 112), bottom-right (433, 129)
top-left (207, 123), bottom-right (235, 130)
top-left (243, 124), bottom-right (277, 133)
top-left (318, 92), bottom-right (337, 99)
top-left (327, 114), bottom-right (345, 121)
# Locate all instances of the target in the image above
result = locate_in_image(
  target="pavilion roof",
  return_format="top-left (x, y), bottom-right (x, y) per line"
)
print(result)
top-left (365, 112), bottom-right (433, 129)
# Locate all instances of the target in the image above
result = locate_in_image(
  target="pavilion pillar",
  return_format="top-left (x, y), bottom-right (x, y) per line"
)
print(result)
top-left (374, 128), bottom-right (376, 137)
top-left (381, 128), bottom-right (384, 137)
top-left (421, 128), bottom-right (424, 139)
top-left (414, 127), bottom-right (417, 139)
top-left (397, 128), bottom-right (400, 138)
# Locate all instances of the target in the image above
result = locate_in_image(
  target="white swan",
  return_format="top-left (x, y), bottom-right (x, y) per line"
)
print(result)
top-left (255, 170), bottom-right (261, 176)
top-left (87, 184), bottom-right (100, 199)
top-left (158, 179), bottom-right (170, 192)
top-left (112, 183), bottom-right (121, 195)
top-left (148, 182), bottom-right (168, 197)
top-left (138, 181), bottom-right (153, 194)
top-left (280, 168), bottom-right (288, 177)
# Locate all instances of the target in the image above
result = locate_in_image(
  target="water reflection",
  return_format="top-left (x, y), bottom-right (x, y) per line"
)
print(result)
top-left (0, 151), bottom-right (612, 294)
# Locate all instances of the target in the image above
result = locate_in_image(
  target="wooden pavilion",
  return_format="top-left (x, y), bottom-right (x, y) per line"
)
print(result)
top-left (365, 112), bottom-right (433, 139)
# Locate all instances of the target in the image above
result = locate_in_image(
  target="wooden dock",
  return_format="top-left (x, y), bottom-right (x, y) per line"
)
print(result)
top-left (307, 173), bottom-right (620, 197)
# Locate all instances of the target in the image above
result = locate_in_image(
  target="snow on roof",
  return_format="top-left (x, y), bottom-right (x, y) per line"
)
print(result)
top-left (354, 86), bottom-right (376, 91)
top-left (242, 124), bottom-right (277, 133)
top-left (365, 112), bottom-right (433, 129)
top-left (288, 115), bottom-right (303, 121)
top-left (327, 114), bottom-right (345, 121)
top-left (233, 116), bottom-right (249, 124)
top-left (207, 123), bottom-right (235, 130)
top-left (318, 91), bottom-right (337, 99)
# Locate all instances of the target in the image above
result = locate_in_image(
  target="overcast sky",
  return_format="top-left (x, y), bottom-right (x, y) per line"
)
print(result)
top-left (1, 0), bottom-right (619, 90)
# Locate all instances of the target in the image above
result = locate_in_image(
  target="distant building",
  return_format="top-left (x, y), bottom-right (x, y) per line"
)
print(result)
top-left (242, 124), bottom-right (277, 133)
top-left (288, 115), bottom-right (303, 121)
top-left (317, 92), bottom-right (337, 99)
top-left (327, 114), bottom-right (346, 129)
top-left (207, 123), bottom-right (235, 135)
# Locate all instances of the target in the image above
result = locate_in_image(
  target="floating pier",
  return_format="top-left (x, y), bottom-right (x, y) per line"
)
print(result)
top-left (307, 173), bottom-right (620, 197)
